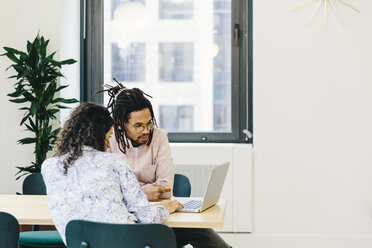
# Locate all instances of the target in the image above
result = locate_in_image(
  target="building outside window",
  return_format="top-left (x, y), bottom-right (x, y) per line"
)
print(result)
top-left (159, 0), bottom-right (193, 20)
top-left (159, 105), bottom-right (193, 131)
top-left (159, 43), bottom-right (193, 83)
top-left (111, 42), bottom-right (146, 82)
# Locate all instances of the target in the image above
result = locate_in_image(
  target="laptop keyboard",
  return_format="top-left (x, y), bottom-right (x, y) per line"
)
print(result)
top-left (182, 199), bottom-right (202, 210)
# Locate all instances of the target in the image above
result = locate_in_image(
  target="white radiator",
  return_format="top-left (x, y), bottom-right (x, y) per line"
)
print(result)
top-left (170, 143), bottom-right (253, 232)
top-left (174, 164), bottom-right (215, 197)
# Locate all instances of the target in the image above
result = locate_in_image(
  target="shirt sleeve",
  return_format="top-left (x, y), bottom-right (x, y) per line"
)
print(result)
top-left (143, 129), bottom-right (174, 199)
top-left (114, 156), bottom-right (169, 223)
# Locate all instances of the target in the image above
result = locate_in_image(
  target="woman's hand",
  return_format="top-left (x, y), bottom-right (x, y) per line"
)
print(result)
top-left (156, 199), bottom-right (183, 214)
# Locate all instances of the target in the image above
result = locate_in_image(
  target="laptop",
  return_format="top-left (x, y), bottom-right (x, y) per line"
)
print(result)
top-left (175, 162), bottom-right (230, 213)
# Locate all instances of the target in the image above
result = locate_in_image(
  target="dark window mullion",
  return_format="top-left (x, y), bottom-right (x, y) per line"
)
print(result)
top-left (83, 0), bottom-right (103, 104)
top-left (231, 0), bottom-right (241, 142)
top-left (246, 0), bottom-right (253, 143)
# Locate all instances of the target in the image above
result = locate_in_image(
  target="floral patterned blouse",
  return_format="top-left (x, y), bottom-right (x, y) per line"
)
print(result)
top-left (41, 146), bottom-right (169, 244)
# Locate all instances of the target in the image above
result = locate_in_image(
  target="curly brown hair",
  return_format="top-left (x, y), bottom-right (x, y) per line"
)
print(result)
top-left (56, 102), bottom-right (113, 175)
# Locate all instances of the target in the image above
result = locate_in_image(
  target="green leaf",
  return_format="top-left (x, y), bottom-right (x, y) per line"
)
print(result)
top-left (9, 98), bottom-right (28, 103)
top-left (45, 125), bottom-right (53, 134)
top-left (52, 97), bottom-right (79, 104)
top-left (30, 101), bottom-right (39, 115)
top-left (46, 59), bottom-right (62, 67)
top-left (40, 39), bottom-right (47, 58)
top-left (55, 85), bottom-right (68, 92)
top-left (12, 64), bottom-right (25, 75)
top-left (56, 104), bottom-right (69, 109)
top-left (48, 108), bottom-right (59, 114)
top-left (20, 53), bottom-right (27, 61)
top-left (40, 81), bottom-right (57, 107)
top-left (5, 65), bottom-right (13, 71)
top-left (20, 113), bottom-right (31, 125)
top-left (28, 117), bottom-right (37, 130)
top-left (27, 41), bottom-right (32, 54)
top-left (47, 108), bottom-right (59, 119)
top-left (15, 173), bottom-right (29, 180)
top-left (23, 91), bottom-right (36, 101)
top-left (60, 58), bottom-right (77, 65)
top-left (8, 90), bottom-right (26, 98)
top-left (50, 128), bottom-right (60, 136)
top-left (25, 123), bottom-right (37, 132)
top-left (47, 51), bottom-right (56, 59)
top-left (15, 165), bottom-right (39, 179)
top-left (17, 137), bottom-right (37, 145)
top-left (3, 52), bottom-right (19, 63)
top-left (3, 47), bottom-right (27, 56)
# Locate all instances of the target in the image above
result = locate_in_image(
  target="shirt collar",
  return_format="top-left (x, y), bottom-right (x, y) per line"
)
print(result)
top-left (82, 146), bottom-right (96, 151)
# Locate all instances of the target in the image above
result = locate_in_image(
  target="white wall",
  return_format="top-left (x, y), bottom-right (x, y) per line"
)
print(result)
top-left (0, 0), bottom-right (62, 193)
top-left (59, 0), bottom-right (80, 124)
top-left (245, 0), bottom-right (372, 247)
top-left (0, 0), bottom-right (79, 194)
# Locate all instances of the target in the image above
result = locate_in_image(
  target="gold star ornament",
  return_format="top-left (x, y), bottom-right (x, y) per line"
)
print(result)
top-left (292, 0), bottom-right (360, 30)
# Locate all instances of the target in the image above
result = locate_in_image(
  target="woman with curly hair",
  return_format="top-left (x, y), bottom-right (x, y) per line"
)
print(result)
top-left (41, 102), bottom-right (182, 244)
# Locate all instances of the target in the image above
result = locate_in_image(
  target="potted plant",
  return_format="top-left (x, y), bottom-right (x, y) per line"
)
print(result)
top-left (1, 33), bottom-right (79, 179)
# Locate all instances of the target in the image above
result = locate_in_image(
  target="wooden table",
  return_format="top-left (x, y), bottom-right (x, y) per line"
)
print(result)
top-left (0, 195), bottom-right (227, 228)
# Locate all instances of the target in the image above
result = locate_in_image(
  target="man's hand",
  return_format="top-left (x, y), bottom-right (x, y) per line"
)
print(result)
top-left (156, 199), bottom-right (183, 214)
top-left (142, 184), bottom-right (171, 201)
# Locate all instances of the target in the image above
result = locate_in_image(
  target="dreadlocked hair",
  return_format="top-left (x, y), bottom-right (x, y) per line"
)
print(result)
top-left (95, 82), bottom-right (157, 154)
top-left (56, 102), bottom-right (113, 175)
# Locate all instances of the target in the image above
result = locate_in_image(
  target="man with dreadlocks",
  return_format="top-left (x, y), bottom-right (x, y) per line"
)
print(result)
top-left (99, 82), bottom-right (173, 201)
top-left (98, 82), bottom-right (231, 248)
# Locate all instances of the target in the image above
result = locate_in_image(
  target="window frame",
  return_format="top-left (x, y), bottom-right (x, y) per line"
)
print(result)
top-left (80, 0), bottom-right (253, 143)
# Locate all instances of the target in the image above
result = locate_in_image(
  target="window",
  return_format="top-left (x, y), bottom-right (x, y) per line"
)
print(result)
top-left (159, 43), bottom-right (194, 83)
top-left (81, 0), bottom-right (252, 143)
top-left (111, 42), bottom-right (146, 82)
top-left (159, 105), bottom-right (193, 132)
top-left (159, 0), bottom-right (193, 20)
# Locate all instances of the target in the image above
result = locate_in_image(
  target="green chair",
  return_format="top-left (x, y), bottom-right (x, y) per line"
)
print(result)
top-left (173, 174), bottom-right (191, 197)
top-left (18, 173), bottom-right (65, 248)
top-left (66, 220), bottom-right (177, 248)
top-left (22, 173), bottom-right (47, 196)
top-left (173, 174), bottom-right (191, 248)
top-left (0, 212), bottom-right (19, 247)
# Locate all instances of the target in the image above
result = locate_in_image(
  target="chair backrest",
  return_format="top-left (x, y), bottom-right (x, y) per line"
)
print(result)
top-left (0, 212), bottom-right (20, 247)
top-left (173, 174), bottom-right (191, 197)
top-left (22, 173), bottom-right (47, 195)
top-left (66, 220), bottom-right (176, 248)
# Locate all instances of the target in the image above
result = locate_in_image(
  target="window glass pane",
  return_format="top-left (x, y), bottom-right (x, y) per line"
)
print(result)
top-left (159, 43), bottom-right (193, 82)
top-left (104, 0), bottom-right (232, 133)
top-left (110, 0), bottom-right (146, 19)
top-left (159, 105), bottom-right (193, 132)
top-left (213, 0), bottom-right (231, 131)
top-left (159, 0), bottom-right (193, 20)
top-left (111, 42), bottom-right (146, 82)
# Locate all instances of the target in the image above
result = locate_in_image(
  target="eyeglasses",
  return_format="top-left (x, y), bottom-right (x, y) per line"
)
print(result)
top-left (127, 121), bottom-right (155, 133)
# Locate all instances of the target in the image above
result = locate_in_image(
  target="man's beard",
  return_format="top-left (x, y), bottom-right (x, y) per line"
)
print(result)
top-left (130, 134), bottom-right (149, 147)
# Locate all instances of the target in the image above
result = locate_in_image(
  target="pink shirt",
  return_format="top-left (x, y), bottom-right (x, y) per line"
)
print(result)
top-left (109, 128), bottom-right (174, 198)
